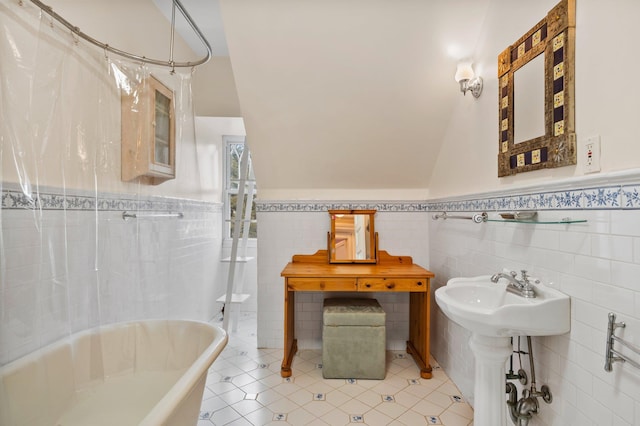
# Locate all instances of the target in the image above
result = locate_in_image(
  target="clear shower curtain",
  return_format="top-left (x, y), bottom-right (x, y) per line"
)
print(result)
top-left (0, 0), bottom-right (216, 371)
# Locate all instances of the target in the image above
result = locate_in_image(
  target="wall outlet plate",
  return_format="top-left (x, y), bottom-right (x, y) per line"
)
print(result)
top-left (584, 135), bottom-right (601, 174)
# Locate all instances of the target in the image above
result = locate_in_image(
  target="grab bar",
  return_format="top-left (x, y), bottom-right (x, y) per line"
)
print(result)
top-left (432, 211), bottom-right (487, 223)
top-left (604, 312), bottom-right (640, 371)
top-left (122, 211), bottom-right (183, 220)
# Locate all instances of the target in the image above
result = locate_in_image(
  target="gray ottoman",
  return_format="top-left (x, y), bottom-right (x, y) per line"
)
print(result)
top-left (322, 298), bottom-right (386, 379)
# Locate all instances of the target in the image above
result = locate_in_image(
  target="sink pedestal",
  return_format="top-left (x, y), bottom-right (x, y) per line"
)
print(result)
top-left (468, 334), bottom-right (512, 426)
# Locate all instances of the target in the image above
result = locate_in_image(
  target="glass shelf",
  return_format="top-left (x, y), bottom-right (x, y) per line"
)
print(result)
top-left (487, 219), bottom-right (587, 224)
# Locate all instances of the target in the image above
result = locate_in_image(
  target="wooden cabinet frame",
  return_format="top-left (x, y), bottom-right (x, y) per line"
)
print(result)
top-left (121, 75), bottom-right (176, 184)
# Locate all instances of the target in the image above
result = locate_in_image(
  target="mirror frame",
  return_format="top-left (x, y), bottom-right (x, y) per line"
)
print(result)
top-left (328, 209), bottom-right (377, 264)
top-left (497, 0), bottom-right (576, 177)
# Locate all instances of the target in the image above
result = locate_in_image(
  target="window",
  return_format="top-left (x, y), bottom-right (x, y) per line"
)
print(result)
top-left (224, 136), bottom-right (257, 239)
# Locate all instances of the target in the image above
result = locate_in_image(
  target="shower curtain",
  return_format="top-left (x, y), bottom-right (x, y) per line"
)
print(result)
top-left (0, 0), bottom-right (221, 367)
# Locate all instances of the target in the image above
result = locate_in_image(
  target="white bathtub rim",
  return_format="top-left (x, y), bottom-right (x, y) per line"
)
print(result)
top-left (139, 321), bottom-right (228, 426)
top-left (0, 319), bottom-right (229, 426)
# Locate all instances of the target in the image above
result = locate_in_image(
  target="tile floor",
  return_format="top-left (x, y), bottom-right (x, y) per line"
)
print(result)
top-left (199, 313), bottom-right (473, 426)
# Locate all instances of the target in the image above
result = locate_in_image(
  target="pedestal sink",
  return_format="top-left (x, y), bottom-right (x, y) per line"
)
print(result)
top-left (435, 275), bottom-right (570, 426)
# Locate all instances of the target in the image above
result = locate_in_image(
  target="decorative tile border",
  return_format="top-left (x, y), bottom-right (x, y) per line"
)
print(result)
top-left (257, 183), bottom-right (640, 213)
top-left (5, 178), bottom-right (640, 215)
top-left (1, 185), bottom-right (221, 213)
top-left (430, 184), bottom-right (638, 212)
top-left (256, 201), bottom-right (428, 213)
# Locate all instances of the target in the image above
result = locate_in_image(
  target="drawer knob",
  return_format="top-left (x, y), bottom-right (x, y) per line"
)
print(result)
top-left (417, 281), bottom-right (423, 286)
top-left (365, 283), bottom-right (371, 288)
top-left (386, 283), bottom-right (395, 289)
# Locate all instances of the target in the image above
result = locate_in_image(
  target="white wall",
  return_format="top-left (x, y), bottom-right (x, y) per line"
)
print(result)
top-left (426, 3), bottom-right (640, 421)
top-left (192, 58), bottom-right (243, 118)
top-left (194, 117), bottom-right (246, 202)
top-left (429, 0), bottom-right (640, 198)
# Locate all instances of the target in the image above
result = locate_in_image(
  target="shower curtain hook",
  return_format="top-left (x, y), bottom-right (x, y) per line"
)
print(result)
top-left (71, 26), bottom-right (79, 45)
top-left (169, 0), bottom-right (176, 75)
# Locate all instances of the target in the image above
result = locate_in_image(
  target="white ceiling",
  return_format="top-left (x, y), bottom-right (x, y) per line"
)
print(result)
top-left (61, 0), bottom-right (496, 198)
top-left (213, 0), bottom-right (493, 198)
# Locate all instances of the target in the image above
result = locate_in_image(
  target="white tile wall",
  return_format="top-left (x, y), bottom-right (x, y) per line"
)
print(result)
top-left (255, 209), bottom-right (429, 351)
top-left (5, 184), bottom-right (640, 424)
top-left (0, 202), bottom-right (224, 366)
top-left (256, 194), bottom-right (640, 425)
top-left (429, 209), bottom-right (640, 426)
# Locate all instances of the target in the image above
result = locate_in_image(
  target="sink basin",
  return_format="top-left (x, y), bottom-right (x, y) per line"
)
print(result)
top-left (435, 275), bottom-right (570, 425)
top-left (435, 275), bottom-right (570, 337)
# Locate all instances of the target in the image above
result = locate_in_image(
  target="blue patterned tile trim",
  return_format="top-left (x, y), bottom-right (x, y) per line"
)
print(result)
top-left (431, 185), bottom-right (628, 212)
top-left (621, 185), bottom-right (640, 208)
top-left (256, 201), bottom-right (428, 212)
top-left (257, 184), bottom-right (640, 212)
top-left (5, 183), bottom-right (640, 213)
top-left (1, 187), bottom-right (221, 212)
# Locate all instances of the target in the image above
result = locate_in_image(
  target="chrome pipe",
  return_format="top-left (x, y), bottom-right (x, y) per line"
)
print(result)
top-left (28, 0), bottom-right (212, 68)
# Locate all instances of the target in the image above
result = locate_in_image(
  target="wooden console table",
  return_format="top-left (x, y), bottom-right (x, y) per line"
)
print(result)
top-left (280, 250), bottom-right (435, 379)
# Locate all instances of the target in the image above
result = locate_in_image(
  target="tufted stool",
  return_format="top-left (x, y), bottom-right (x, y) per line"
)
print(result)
top-left (322, 298), bottom-right (386, 379)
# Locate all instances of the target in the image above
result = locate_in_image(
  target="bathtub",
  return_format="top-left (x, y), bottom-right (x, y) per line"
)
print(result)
top-left (0, 319), bottom-right (228, 426)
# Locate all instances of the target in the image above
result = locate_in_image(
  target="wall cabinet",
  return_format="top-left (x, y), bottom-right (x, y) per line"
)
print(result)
top-left (121, 75), bottom-right (175, 184)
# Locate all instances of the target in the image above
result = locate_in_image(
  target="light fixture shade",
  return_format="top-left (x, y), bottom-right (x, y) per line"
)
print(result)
top-left (455, 62), bottom-right (475, 82)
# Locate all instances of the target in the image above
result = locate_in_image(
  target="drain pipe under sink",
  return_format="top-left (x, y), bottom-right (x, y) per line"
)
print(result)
top-left (506, 336), bottom-right (553, 426)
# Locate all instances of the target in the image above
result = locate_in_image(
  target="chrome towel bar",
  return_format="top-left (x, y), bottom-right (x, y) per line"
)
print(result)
top-left (432, 211), bottom-right (487, 223)
top-left (604, 312), bottom-right (640, 372)
top-left (122, 211), bottom-right (183, 220)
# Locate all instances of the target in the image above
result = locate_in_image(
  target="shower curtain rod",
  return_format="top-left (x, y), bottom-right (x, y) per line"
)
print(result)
top-left (26, 0), bottom-right (212, 68)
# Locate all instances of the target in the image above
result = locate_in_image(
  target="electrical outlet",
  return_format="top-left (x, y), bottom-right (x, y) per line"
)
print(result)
top-left (584, 135), bottom-right (601, 174)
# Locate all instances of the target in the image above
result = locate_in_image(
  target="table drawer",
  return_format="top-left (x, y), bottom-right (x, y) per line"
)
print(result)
top-left (357, 278), bottom-right (428, 292)
top-left (287, 277), bottom-right (357, 291)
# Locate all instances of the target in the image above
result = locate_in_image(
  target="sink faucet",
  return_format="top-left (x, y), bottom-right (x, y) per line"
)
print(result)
top-left (490, 270), bottom-right (537, 298)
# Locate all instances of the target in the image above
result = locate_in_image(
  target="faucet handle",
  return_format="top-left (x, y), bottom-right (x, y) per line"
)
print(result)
top-left (520, 270), bottom-right (529, 282)
top-left (510, 270), bottom-right (518, 278)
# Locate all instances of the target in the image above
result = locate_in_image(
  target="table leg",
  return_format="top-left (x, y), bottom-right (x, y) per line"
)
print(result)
top-left (281, 287), bottom-right (297, 377)
top-left (408, 291), bottom-right (432, 379)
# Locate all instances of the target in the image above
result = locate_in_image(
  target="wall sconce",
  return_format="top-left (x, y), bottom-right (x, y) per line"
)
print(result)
top-left (455, 62), bottom-right (483, 98)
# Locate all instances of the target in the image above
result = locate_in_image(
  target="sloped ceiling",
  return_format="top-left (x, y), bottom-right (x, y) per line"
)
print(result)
top-left (217, 0), bottom-right (491, 198)
top-left (46, 0), bottom-right (493, 199)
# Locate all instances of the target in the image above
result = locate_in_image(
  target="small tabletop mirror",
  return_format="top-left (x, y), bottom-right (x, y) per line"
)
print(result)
top-left (328, 210), bottom-right (377, 263)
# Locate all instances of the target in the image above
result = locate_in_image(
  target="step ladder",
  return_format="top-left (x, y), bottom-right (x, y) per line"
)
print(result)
top-left (219, 140), bottom-right (255, 332)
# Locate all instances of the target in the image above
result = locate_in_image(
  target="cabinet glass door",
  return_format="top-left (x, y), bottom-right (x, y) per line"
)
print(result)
top-left (154, 90), bottom-right (171, 166)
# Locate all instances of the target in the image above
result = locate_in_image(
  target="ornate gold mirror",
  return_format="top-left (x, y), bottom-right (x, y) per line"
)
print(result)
top-left (328, 210), bottom-right (377, 263)
top-left (497, 0), bottom-right (576, 177)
